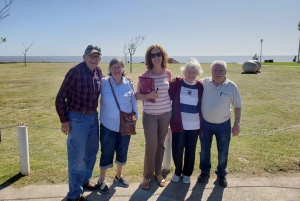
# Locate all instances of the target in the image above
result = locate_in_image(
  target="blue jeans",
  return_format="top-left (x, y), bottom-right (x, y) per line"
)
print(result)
top-left (199, 119), bottom-right (231, 177)
top-left (67, 111), bottom-right (99, 199)
top-left (99, 123), bottom-right (131, 169)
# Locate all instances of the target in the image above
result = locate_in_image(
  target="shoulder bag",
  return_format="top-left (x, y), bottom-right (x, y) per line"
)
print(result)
top-left (109, 78), bottom-right (137, 136)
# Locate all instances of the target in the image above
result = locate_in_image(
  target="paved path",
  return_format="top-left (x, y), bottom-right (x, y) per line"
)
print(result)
top-left (1, 174), bottom-right (300, 201)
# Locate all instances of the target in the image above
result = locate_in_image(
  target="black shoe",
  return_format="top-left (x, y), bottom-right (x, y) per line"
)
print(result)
top-left (218, 176), bottom-right (228, 187)
top-left (197, 173), bottom-right (210, 183)
top-left (83, 181), bottom-right (99, 190)
top-left (114, 175), bottom-right (129, 188)
top-left (99, 181), bottom-right (110, 194)
top-left (67, 196), bottom-right (88, 201)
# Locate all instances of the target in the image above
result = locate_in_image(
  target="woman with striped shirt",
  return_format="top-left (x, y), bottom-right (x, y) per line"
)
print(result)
top-left (136, 45), bottom-right (172, 190)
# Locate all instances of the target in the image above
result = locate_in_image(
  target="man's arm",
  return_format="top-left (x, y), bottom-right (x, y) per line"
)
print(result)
top-left (232, 107), bottom-right (241, 136)
top-left (55, 68), bottom-right (76, 135)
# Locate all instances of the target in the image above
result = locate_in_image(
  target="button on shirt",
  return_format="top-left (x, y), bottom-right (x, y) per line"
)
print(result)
top-left (55, 62), bottom-right (102, 123)
top-left (100, 77), bottom-right (138, 132)
top-left (201, 77), bottom-right (242, 124)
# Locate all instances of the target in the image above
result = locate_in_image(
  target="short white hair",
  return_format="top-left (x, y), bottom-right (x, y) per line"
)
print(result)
top-left (180, 57), bottom-right (203, 76)
top-left (211, 60), bottom-right (227, 71)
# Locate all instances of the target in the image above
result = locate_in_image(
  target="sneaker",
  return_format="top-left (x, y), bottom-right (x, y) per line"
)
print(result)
top-left (218, 176), bottom-right (228, 187)
top-left (182, 175), bottom-right (190, 184)
top-left (197, 173), bottom-right (210, 183)
top-left (171, 174), bottom-right (180, 182)
top-left (114, 175), bottom-right (129, 188)
top-left (99, 181), bottom-right (109, 194)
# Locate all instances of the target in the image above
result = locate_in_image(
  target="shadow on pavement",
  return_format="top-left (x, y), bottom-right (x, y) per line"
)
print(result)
top-left (0, 172), bottom-right (24, 190)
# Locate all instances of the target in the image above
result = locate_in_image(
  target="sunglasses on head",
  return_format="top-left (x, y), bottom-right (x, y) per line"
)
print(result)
top-left (150, 52), bottom-right (162, 58)
top-left (87, 45), bottom-right (100, 52)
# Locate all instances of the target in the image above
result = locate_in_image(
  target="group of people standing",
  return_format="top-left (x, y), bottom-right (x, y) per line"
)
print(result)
top-left (55, 44), bottom-right (242, 201)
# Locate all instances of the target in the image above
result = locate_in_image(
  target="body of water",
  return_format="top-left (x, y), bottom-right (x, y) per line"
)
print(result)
top-left (0, 55), bottom-right (296, 64)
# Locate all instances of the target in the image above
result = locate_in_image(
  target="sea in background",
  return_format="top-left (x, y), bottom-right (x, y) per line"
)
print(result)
top-left (0, 55), bottom-right (296, 64)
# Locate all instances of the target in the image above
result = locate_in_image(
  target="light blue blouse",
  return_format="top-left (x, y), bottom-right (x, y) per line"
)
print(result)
top-left (100, 76), bottom-right (138, 132)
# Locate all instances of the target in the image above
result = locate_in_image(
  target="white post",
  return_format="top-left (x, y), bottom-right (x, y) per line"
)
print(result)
top-left (17, 124), bottom-right (30, 175)
top-left (162, 127), bottom-right (172, 170)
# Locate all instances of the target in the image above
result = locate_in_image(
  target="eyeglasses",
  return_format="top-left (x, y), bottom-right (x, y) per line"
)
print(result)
top-left (86, 45), bottom-right (100, 52)
top-left (110, 66), bottom-right (122, 70)
top-left (151, 52), bottom-right (162, 58)
top-left (89, 55), bottom-right (101, 60)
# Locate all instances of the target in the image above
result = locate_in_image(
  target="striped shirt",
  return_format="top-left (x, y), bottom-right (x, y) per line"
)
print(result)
top-left (180, 80), bottom-right (200, 130)
top-left (140, 69), bottom-right (172, 115)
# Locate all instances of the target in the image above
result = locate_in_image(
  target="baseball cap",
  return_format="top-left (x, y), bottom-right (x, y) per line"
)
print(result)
top-left (84, 45), bottom-right (101, 55)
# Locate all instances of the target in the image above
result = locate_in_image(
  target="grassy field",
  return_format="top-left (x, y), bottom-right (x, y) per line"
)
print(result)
top-left (261, 62), bottom-right (300, 66)
top-left (0, 62), bottom-right (300, 187)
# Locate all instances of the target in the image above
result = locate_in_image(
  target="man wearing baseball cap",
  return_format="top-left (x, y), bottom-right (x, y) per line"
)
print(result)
top-left (56, 45), bottom-right (103, 201)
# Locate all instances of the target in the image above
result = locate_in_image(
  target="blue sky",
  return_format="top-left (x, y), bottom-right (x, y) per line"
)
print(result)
top-left (1, 0), bottom-right (299, 56)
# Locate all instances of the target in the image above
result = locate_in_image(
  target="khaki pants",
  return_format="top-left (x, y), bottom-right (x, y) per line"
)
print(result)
top-left (142, 111), bottom-right (172, 180)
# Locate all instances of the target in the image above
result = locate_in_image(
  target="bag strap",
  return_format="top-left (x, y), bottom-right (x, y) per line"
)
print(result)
top-left (108, 77), bottom-right (121, 111)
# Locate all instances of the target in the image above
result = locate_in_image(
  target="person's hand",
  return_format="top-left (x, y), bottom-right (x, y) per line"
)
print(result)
top-left (171, 76), bottom-right (181, 82)
top-left (231, 124), bottom-right (240, 136)
top-left (61, 122), bottom-right (70, 135)
top-left (125, 76), bottom-right (134, 83)
top-left (146, 90), bottom-right (158, 99)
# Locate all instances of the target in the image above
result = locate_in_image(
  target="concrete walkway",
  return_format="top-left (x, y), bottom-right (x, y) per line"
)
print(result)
top-left (1, 174), bottom-right (300, 201)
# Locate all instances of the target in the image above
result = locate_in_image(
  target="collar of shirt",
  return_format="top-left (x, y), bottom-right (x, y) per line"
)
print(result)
top-left (109, 76), bottom-right (129, 85)
top-left (208, 77), bottom-right (228, 86)
top-left (83, 62), bottom-right (96, 76)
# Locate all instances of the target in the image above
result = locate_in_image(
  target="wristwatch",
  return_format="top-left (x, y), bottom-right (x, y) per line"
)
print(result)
top-left (234, 122), bottom-right (240, 126)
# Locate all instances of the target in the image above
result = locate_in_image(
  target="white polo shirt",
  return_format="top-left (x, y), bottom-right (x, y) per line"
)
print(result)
top-left (201, 77), bottom-right (242, 124)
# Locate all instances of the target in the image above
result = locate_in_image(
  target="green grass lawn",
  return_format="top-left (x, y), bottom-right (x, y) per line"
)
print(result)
top-left (0, 62), bottom-right (299, 187)
top-left (261, 62), bottom-right (300, 66)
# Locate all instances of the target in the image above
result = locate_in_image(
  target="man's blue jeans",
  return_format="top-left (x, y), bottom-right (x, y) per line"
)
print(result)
top-left (199, 119), bottom-right (231, 177)
top-left (67, 111), bottom-right (99, 199)
top-left (99, 123), bottom-right (131, 169)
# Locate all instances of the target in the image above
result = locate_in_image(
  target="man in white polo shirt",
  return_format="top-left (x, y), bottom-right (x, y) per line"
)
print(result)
top-left (197, 60), bottom-right (242, 187)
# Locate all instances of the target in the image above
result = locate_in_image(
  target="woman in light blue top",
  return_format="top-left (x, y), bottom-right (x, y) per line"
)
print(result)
top-left (98, 57), bottom-right (138, 194)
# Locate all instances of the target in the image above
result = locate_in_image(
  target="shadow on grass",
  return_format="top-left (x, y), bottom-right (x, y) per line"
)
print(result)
top-left (0, 173), bottom-right (24, 190)
top-left (241, 71), bottom-right (261, 75)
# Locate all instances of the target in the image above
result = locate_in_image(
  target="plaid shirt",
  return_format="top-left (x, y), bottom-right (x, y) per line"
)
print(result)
top-left (55, 62), bottom-right (102, 123)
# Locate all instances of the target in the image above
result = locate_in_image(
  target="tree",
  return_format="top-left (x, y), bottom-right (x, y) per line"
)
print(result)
top-left (22, 42), bottom-right (33, 66)
top-left (298, 21), bottom-right (300, 63)
top-left (0, 0), bottom-right (14, 45)
top-left (123, 35), bottom-right (146, 73)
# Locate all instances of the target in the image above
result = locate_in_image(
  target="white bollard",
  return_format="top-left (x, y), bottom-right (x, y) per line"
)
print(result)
top-left (17, 125), bottom-right (30, 175)
top-left (162, 127), bottom-right (172, 170)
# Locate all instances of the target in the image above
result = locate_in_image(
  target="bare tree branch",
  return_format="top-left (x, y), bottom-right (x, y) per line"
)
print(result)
top-left (0, 0), bottom-right (15, 21)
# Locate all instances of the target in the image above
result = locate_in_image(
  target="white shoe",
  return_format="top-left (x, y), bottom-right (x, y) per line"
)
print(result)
top-left (171, 174), bottom-right (180, 182)
top-left (182, 175), bottom-right (190, 184)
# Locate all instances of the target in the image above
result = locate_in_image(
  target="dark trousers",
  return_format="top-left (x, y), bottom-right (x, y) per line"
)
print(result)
top-left (172, 130), bottom-right (199, 176)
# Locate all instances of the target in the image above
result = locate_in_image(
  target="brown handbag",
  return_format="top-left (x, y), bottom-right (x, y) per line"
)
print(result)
top-left (109, 78), bottom-right (137, 136)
